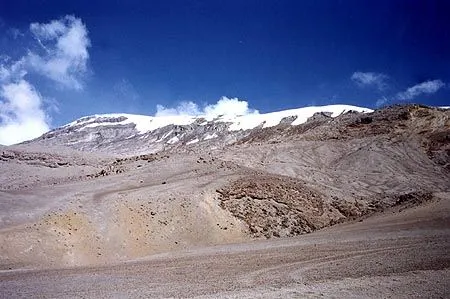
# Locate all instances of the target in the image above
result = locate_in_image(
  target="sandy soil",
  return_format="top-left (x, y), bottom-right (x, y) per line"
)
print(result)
top-left (1, 193), bottom-right (448, 298)
top-left (1, 138), bottom-right (447, 269)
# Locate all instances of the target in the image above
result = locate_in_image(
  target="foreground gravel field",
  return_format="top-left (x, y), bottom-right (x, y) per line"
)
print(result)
top-left (1, 193), bottom-right (448, 298)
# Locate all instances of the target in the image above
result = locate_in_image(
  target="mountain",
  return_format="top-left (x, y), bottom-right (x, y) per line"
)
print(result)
top-left (25, 104), bottom-right (372, 155)
top-left (1, 104), bottom-right (449, 298)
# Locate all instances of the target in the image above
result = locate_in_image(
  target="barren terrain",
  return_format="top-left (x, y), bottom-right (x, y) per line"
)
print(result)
top-left (0, 105), bottom-right (449, 298)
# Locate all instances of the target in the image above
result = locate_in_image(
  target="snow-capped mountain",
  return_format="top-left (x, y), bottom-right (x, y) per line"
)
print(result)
top-left (25, 105), bottom-right (372, 155)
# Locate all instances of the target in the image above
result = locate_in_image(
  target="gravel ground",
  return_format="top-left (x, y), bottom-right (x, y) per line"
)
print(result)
top-left (1, 193), bottom-right (448, 298)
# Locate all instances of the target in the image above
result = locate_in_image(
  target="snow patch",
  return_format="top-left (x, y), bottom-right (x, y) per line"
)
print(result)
top-left (224, 105), bottom-right (372, 131)
top-left (157, 129), bottom-right (174, 142)
top-left (63, 105), bottom-right (373, 135)
top-left (186, 138), bottom-right (199, 145)
top-left (167, 136), bottom-right (179, 144)
top-left (203, 133), bottom-right (218, 140)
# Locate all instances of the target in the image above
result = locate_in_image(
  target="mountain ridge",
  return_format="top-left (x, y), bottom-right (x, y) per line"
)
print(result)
top-left (24, 104), bottom-right (372, 155)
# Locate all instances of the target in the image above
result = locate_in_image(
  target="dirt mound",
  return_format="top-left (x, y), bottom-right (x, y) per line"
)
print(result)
top-left (331, 191), bottom-right (435, 217)
top-left (217, 174), bottom-right (437, 239)
top-left (217, 175), bottom-right (345, 238)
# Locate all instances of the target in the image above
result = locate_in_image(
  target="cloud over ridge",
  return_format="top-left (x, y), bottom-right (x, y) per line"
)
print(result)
top-left (351, 71), bottom-right (388, 91)
top-left (397, 80), bottom-right (445, 101)
top-left (29, 15), bottom-right (90, 90)
top-left (0, 15), bottom-right (90, 145)
top-left (155, 96), bottom-right (259, 118)
top-left (0, 80), bottom-right (49, 145)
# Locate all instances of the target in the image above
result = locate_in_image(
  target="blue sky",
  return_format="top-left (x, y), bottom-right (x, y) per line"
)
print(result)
top-left (0, 0), bottom-right (449, 144)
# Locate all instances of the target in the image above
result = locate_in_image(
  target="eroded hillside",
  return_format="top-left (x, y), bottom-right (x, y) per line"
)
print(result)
top-left (0, 105), bottom-right (448, 269)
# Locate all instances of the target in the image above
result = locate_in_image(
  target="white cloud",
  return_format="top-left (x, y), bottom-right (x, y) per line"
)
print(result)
top-left (204, 97), bottom-right (258, 117)
top-left (156, 101), bottom-right (201, 116)
top-left (0, 80), bottom-right (50, 145)
top-left (0, 58), bottom-right (27, 82)
top-left (351, 72), bottom-right (388, 90)
top-left (397, 80), bottom-right (445, 101)
top-left (30, 19), bottom-right (67, 40)
top-left (0, 15), bottom-right (90, 145)
top-left (375, 96), bottom-right (389, 107)
top-left (0, 65), bottom-right (9, 81)
top-left (28, 15), bottom-right (90, 90)
top-left (7, 28), bottom-right (24, 39)
top-left (155, 96), bottom-right (259, 118)
top-left (114, 79), bottom-right (139, 101)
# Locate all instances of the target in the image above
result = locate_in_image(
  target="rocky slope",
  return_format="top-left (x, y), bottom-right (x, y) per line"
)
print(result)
top-left (0, 104), bottom-right (448, 271)
top-left (23, 104), bottom-right (371, 155)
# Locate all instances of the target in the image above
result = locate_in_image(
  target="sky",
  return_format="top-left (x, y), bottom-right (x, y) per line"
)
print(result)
top-left (0, 0), bottom-right (449, 144)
